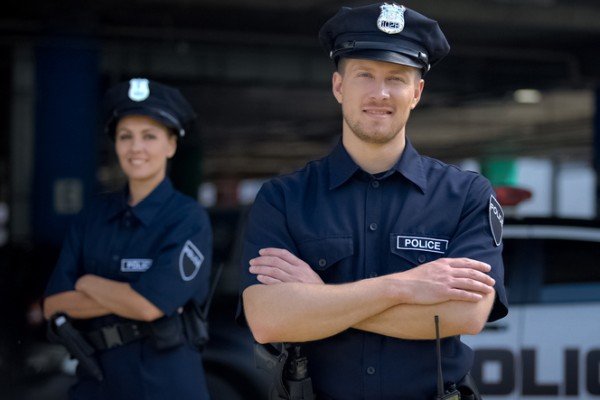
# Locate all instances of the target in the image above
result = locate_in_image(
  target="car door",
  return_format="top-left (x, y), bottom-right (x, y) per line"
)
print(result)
top-left (519, 226), bottom-right (600, 400)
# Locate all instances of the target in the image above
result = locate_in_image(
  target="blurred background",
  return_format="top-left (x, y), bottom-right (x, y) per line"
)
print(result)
top-left (0, 0), bottom-right (599, 399)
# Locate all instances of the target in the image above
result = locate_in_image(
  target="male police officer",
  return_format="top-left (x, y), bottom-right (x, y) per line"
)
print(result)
top-left (238, 3), bottom-right (508, 399)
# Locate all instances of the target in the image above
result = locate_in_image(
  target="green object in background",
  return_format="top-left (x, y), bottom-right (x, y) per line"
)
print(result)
top-left (482, 158), bottom-right (517, 187)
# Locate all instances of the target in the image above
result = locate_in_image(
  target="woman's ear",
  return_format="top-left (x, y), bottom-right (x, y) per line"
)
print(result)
top-left (167, 135), bottom-right (178, 159)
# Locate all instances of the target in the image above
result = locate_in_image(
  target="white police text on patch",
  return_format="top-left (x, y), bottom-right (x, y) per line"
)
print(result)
top-left (121, 258), bottom-right (153, 272)
top-left (183, 245), bottom-right (203, 268)
top-left (179, 240), bottom-right (204, 281)
top-left (377, 3), bottom-right (406, 34)
top-left (396, 235), bottom-right (448, 254)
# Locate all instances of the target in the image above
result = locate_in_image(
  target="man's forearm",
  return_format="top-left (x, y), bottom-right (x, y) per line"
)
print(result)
top-left (353, 291), bottom-right (495, 339)
top-left (43, 291), bottom-right (111, 320)
top-left (243, 277), bottom-right (403, 343)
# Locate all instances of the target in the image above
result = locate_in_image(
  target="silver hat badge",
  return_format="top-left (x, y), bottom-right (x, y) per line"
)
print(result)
top-left (377, 3), bottom-right (406, 34)
top-left (128, 78), bottom-right (150, 102)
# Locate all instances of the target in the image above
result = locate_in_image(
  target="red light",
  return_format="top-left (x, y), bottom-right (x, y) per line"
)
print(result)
top-left (494, 186), bottom-right (532, 206)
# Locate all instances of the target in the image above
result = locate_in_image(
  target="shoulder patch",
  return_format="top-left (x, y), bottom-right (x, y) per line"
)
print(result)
top-left (489, 195), bottom-right (504, 246)
top-left (179, 240), bottom-right (204, 281)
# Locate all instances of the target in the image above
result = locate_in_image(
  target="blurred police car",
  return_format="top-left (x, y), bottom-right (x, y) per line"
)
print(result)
top-left (463, 216), bottom-right (600, 400)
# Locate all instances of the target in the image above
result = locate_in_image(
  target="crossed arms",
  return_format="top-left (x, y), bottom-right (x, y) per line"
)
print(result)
top-left (43, 275), bottom-right (164, 321)
top-left (243, 248), bottom-right (496, 343)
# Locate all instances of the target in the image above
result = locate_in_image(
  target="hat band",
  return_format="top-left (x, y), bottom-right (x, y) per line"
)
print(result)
top-left (108, 106), bottom-right (186, 137)
top-left (331, 41), bottom-right (429, 69)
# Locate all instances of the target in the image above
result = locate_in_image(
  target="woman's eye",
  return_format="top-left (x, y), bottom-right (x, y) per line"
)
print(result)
top-left (117, 133), bottom-right (131, 141)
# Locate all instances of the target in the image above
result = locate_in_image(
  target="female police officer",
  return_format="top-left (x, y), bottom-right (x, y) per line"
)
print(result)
top-left (43, 78), bottom-right (212, 400)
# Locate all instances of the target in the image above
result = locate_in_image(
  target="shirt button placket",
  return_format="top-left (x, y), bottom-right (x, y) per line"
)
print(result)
top-left (363, 178), bottom-right (382, 399)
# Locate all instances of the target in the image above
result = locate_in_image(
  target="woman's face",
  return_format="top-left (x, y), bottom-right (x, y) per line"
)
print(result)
top-left (114, 114), bottom-right (177, 185)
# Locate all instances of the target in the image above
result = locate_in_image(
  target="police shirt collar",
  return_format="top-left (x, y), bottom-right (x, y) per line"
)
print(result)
top-left (328, 141), bottom-right (360, 190)
top-left (107, 178), bottom-right (175, 225)
top-left (328, 138), bottom-right (427, 193)
top-left (129, 178), bottom-right (175, 226)
top-left (390, 138), bottom-right (426, 193)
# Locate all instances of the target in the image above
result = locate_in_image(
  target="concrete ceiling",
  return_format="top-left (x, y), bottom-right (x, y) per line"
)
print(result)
top-left (3, 0), bottom-right (599, 179)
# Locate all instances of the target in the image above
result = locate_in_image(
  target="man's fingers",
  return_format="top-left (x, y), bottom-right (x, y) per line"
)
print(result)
top-left (452, 278), bottom-right (495, 294)
top-left (259, 248), bottom-right (307, 267)
top-left (250, 255), bottom-right (292, 270)
top-left (447, 288), bottom-right (483, 302)
top-left (452, 268), bottom-right (495, 286)
top-left (257, 274), bottom-right (282, 285)
top-left (447, 258), bottom-right (491, 273)
top-left (250, 265), bottom-right (292, 282)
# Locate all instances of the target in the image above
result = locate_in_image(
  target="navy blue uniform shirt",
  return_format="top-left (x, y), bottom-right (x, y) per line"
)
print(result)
top-left (239, 140), bottom-right (508, 400)
top-left (45, 178), bottom-right (212, 400)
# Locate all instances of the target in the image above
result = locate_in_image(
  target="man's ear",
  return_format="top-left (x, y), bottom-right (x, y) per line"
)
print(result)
top-left (411, 79), bottom-right (425, 110)
top-left (332, 72), bottom-right (343, 104)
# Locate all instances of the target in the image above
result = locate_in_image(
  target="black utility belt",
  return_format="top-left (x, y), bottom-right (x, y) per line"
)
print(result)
top-left (84, 302), bottom-right (209, 352)
top-left (85, 320), bottom-right (151, 351)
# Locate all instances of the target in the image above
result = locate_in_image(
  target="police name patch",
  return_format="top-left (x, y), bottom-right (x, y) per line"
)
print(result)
top-left (179, 240), bottom-right (204, 282)
top-left (121, 258), bottom-right (153, 272)
top-left (396, 236), bottom-right (448, 254)
top-left (489, 195), bottom-right (504, 246)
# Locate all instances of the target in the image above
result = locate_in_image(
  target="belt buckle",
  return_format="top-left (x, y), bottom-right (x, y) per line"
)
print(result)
top-left (101, 325), bottom-right (123, 349)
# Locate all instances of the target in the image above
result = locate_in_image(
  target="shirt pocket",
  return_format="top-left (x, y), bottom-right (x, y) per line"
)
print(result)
top-left (388, 233), bottom-right (449, 272)
top-left (297, 236), bottom-right (354, 283)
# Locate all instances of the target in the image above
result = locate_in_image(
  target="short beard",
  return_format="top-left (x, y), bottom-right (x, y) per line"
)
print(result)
top-left (343, 113), bottom-right (401, 144)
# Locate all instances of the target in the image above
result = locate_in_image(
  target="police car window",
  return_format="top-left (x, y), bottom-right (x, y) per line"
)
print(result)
top-left (501, 238), bottom-right (538, 305)
top-left (540, 239), bottom-right (600, 303)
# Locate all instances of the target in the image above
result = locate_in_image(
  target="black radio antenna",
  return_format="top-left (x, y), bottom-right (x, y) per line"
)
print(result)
top-left (434, 315), bottom-right (460, 400)
top-left (435, 315), bottom-right (444, 397)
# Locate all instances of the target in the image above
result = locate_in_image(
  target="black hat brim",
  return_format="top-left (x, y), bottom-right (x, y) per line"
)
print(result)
top-left (108, 106), bottom-right (184, 138)
top-left (340, 49), bottom-right (423, 70)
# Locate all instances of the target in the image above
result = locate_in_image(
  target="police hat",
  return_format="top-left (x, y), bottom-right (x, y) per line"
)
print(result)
top-left (103, 78), bottom-right (196, 138)
top-left (319, 3), bottom-right (450, 74)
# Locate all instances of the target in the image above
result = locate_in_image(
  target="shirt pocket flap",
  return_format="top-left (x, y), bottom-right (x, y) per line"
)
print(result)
top-left (298, 236), bottom-right (354, 270)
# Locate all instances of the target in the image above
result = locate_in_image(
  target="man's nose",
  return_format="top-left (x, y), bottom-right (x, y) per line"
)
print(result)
top-left (370, 79), bottom-right (391, 100)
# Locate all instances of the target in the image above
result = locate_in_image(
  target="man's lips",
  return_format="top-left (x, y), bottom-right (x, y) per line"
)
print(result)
top-left (362, 106), bottom-right (394, 116)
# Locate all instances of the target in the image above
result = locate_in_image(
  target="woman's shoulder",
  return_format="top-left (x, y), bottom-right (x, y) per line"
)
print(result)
top-left (166, 190), bottom-right (210, 223)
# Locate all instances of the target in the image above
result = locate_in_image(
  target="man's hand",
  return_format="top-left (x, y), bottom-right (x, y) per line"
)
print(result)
top-left (249, 248), bottom-right (324, 284)
top-left (389, 257), bottom-right (495, 304)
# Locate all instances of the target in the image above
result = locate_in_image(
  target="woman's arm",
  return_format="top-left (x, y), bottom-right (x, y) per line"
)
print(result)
top-left (43, 290), bottom-right (111, 320)
top-left (75, 274), bottom-right (164, 321)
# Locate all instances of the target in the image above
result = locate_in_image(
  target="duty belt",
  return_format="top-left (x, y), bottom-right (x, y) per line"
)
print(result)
top-left (85, 321), bottom-right (151, 351)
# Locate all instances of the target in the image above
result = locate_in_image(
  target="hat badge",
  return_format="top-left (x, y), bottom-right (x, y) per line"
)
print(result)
top-left (128, 78), bottom-right (150, 102)
top-left (377, 3), bottom-right (406, 34)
